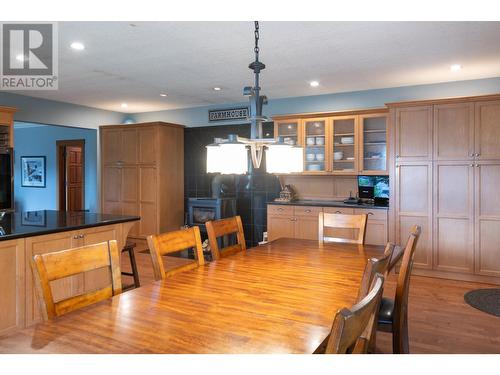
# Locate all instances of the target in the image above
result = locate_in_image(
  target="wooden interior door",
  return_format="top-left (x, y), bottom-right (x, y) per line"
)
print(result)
top-left (395, 106), bottom-right (433, 161)
top-left (475, 162), bottom-right (500, 277)
top-left (395, 161), bottom-right (433, 269)
top-left (475, 100), bottom-right (500, 160)
top-left (433, 162), bottom-right (474, 273)
top-left (434, 103), bottom-right (474, 160)
top-left (65, 146), bottom-right (83, 211)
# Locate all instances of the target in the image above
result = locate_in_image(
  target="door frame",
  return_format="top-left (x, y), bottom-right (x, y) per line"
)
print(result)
top-left (56, 139), bottom-right (85, 211)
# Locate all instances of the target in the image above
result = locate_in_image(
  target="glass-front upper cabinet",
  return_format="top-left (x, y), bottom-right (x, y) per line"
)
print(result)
top-left (332, 116), bottom-right (358, 174)
top-left (359, 114), bottom-right (388, 174)
top-left (303, 118), bottom-right (328, 173)
top-left (275, 120), bottom-right (301, 146)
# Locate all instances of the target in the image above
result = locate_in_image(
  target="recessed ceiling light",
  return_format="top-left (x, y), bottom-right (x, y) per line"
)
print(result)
top-left (120, 103), bottom-right (128, 109)
top-left (160, 93), bottom-right (167, 97)
top-left (16, 54), bottom-right (24, 62)
top-left (450, 64), bottom-right (462, 72)
top-left (310, 81), bottom-right (320, 87)
top-left (70, 42), bottom-right (85, 51)
top-left (213, 87), bottom-right (222, 91)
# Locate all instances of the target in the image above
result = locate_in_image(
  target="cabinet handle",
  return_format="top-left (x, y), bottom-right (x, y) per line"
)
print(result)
top-left (305, 209), bottom-right (311, 213)
top-left (73, 235), bottom-right (79, 239)
top-left (335, 211), bottom-right (342, 214)
top-left (469, 153), bottom-right (474, 157)
top-left (470, 164), bottom-right (474, 167)
top-left (367, 212), bottom-right (374, 216)
top-left (79, 234), bottom-right (85, 239)
top-left (475, 153), bottom-right (480, 157)
top-left (278, 207), bottom-right (284, 211)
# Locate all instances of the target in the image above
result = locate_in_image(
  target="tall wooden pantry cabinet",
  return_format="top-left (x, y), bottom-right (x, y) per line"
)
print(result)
top-left (100, 122), bottom-right (185, 239)
top-left (388, 94), bottom-right (500, 285)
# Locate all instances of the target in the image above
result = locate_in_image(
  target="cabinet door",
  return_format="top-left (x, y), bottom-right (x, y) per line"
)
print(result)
top-left (102, 165), bottom-right (122, 215)
top-left (354, 208), bottom-right (388, 246)
top-left (433, 162), bottom-right (474, 273)
top-left (138, 166), bottom-right (158, 237)
top-left (475, 162), bottom-right (500, 276)
top-left (267, 215), bottom-right (295, 241)
top-left (121, 128), bottom-right (138, 164)
top-left (303, 118), bottom-right (329, 173)
top-left (25, 232), bottom-right (80, 326)
top-left (101, 128), bottom-right (122, 165)
top-left (434, 103), bottom-right (474, 160)
top-left (475, 100), bottom-right (500, 160)
top-left (275, 120), bottom-right (301, 146)
top-left (395, 162), bottom-right (433, 268)
top-left (359, 114), bottom-right (388, 174)
top-left (294, 206), bottom-right (322, 240)
top-left (0, 239), bottom-right (25, 335)
top-left (138, 127), bottom-right (157, 164)
top-left (395, 106), bottom-right (432, 161)
top-left (331, 116), bottom-right (357, 174)
top-left (121, 166), bottom-right (139, 236)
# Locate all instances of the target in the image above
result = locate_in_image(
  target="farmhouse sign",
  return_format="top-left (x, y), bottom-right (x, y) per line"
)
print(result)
top-left (209, 107), bottom-right (249, 122)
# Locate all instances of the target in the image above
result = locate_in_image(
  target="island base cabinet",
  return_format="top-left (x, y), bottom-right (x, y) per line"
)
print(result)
top-left (0, 239), bottom-right (25, 336)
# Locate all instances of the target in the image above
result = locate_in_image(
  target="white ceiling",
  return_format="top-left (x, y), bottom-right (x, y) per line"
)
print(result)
top-left (11, 21), bottom-right (500, 113)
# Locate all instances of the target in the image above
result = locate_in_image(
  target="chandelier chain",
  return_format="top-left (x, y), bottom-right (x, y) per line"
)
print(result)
top-left (254, 21), bottom-right (259, 55)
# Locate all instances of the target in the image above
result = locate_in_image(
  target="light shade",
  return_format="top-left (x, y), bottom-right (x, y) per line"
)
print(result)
top-left (206, 143), bottom-right (248, 174)
top-left (266, 144), bottom-right (304, 174)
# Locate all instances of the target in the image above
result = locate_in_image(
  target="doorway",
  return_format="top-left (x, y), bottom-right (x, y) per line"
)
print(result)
top-left (57, 140), bottom-right (85, 211)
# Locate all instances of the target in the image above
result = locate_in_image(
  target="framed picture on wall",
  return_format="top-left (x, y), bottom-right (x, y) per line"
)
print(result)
top-left (21, 156), bottom-right (46, 188)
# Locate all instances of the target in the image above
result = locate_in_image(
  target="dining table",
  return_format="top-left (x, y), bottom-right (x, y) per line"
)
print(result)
top-left (0, 238), bottom-right (384, 353)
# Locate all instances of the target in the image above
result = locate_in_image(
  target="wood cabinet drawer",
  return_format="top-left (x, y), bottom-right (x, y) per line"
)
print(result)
top-left (267, 205), bottom-right (294, 216)
top-left (323, 207), bottom-right (354, 215)
top-left (353, 208), bottom-right (388, 221)
top-left (293, 206), bottom-right (323, 217)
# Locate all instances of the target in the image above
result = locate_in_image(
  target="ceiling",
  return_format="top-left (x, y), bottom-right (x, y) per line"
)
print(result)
top-left (11, 21), bottom-right (500, 113)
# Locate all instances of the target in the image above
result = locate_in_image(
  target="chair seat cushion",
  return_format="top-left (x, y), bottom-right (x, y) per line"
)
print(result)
top-left (377, 297), bottom-right (395, 325)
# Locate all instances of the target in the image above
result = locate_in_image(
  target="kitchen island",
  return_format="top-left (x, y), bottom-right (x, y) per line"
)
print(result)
top-left (0, 210), bottom-right (140, 336)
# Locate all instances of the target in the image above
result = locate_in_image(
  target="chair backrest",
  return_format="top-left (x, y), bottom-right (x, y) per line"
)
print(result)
top-left (387, 225), bottom-right (421, 273)
top-left (393, 226), bottom-right (421, 340)
top-left (318, 212), bottom-right (368, 245)
top-left (206, 215), bottom-right (246, 260)
top-left (147, 226), bottom-right (205, 281)
top-left (356, 242), bottom-right (395, 302)
top-left (325, 274), bottom-right (385, 354)
top-left (30, 240), bottom-right (122, 321)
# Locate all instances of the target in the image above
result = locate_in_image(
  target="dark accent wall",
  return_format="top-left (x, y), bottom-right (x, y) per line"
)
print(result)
top-left (184, 123), bottom-right (280, 247)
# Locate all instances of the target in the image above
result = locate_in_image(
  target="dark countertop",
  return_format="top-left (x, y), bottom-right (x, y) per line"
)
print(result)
top-left (0, 210), bottom-right (140, 241)
top-left (268, 200), bottom-right (389, 210)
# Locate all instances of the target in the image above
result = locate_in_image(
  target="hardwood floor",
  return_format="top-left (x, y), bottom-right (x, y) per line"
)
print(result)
top-left (122, 239), bottom-right (500, 354)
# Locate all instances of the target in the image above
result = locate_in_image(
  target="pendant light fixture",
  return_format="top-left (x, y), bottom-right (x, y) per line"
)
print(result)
top-left (206, 21), bottom-right (304, 175)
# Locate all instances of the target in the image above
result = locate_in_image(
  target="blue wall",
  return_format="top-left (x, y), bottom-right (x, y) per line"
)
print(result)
top-left (0, 92), bottom-right (126, 129)
top-left (134, 77), bottom-right (500, 127)
top-left (13, 123), bottom-right (98, 212)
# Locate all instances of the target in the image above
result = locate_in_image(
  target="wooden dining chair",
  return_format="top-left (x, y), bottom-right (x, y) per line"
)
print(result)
top-left (315, 243), bottom-right (394, 354)
top-left (377, 225), bottom-right (421, 354)
top-left (386, 225), bottom-right (420, 274)
top-left (356, 243), bottom-right (395, 301)
top-left (324, 274), bottom-right (385, 354)
top-left (318, 212), bottom-right (368, 245)
top-left (30, 240), bottom-right (122, 321)
top-left (206, 215), bottom-right (246, 260)
top-left (147, 226), bottom-right (205, 281)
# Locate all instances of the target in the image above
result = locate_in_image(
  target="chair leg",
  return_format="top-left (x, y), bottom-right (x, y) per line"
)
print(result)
top-left (393, 315), bottom-right (409, 354)
top-left (128, 246), bottom-right (140, 288)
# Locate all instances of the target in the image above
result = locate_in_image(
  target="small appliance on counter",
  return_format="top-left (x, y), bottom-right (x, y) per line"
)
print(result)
top-left (274, 184), bottom-right (295, 203)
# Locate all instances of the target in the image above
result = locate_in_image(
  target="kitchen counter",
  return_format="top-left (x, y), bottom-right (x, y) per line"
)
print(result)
top-left (0, 210), bottom-right (140, 241)
top-left (268, 200), bottom-right (389, 210)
